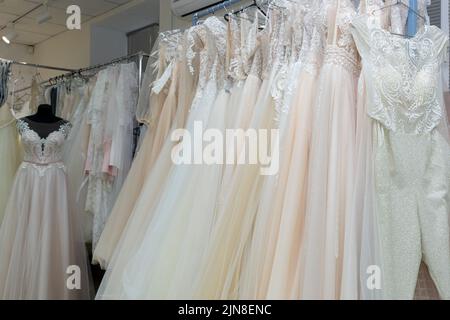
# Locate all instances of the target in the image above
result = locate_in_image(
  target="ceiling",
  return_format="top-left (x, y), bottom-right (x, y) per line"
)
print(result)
top-left (0, 0), bottom-right (135, 46)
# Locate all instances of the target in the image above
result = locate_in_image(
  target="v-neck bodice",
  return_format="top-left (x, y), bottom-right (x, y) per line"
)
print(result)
top-left (17, 119), bottom-right (72, 165)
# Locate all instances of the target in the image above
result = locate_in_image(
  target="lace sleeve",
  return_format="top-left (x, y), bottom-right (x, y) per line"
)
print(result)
top-left (186, 28), bottom-right (199, 75)
top-left (60, 121), bottom-right (72, 139)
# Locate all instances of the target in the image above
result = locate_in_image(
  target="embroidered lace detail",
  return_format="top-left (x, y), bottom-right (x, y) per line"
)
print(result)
top-left (368, 26), bottom-right (444, 134)
top-left (228, 18), bottom-right (244, 80)
top-left (17, 119), bottom-right (71, 165)
top-left (302, 1), bottom-right (328, 76)
top-left (324, 45), bottom-right (361, 75)
top-left (324, 0), bottom-right (360, 75)
top-left (186, 27), bottom-right (201, 75)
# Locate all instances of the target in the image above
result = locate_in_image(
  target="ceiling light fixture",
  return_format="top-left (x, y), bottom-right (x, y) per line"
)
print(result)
top-left (36, 1), bottom-right (52, 24)
top-left (2, 23), bottom-right (17, 44)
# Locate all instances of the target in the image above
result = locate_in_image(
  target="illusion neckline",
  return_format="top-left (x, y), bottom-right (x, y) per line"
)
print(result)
top-left (19, 119), bottom-right (67, 141)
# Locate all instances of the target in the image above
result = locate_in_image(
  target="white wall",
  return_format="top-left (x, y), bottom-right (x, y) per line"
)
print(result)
top-left (159, 0), bottom-right (190, 31)
top-left (32, 0), bottom-right (159, 80)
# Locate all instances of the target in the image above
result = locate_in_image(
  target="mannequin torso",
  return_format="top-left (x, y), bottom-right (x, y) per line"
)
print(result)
top-left (21, 104), bottom-right (68, 139)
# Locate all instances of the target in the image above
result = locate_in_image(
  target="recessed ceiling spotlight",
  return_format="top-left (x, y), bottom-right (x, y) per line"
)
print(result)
top-left (2, 23), bottom-right (17, 44)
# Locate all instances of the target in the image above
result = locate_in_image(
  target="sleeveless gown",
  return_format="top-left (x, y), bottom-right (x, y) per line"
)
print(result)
top-left (0, 119), bottom-right (91, 299)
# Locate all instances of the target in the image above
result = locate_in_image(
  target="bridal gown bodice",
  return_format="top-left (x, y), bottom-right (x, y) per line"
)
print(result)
top-left (324, 0), bottom-right (360, 75)
top-left (17, 119), bottom-right (71, 166)
top-left (354, 19), bottom-right (447, 134)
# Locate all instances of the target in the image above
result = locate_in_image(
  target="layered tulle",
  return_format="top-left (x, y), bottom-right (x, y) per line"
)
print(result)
top-left (193, 67), bottom-right (279, 300)
top-left (298, 63), bottom-right (358, 299)
top-left (0, 164), bottom-right (91, 299)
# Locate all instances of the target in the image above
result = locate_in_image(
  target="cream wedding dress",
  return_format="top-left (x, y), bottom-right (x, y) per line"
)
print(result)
top-left (96, 17), bottom-right (227, 299)
top-left (298, 0), bottom-right (359, 299)
top-left (92, 34), bottom-right (196, 268)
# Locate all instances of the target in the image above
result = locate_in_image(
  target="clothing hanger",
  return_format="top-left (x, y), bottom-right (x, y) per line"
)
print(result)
top-left (372, 0), bottom-right (426, 37)
top-left (224, 0), bottom-right (268, 22)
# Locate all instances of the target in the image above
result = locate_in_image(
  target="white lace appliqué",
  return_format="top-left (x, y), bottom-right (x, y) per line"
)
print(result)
top-left (368, 27), bottom-right (443, 134)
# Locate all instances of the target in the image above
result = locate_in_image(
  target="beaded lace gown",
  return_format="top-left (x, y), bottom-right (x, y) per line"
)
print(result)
top-left (0, 119), bottom-right (91, 299)
top-left (299, 0), bottom-right (359, 299)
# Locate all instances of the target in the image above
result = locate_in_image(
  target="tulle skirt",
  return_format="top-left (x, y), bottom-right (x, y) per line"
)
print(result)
top-left (193, 68), bottom-right (278, 299)
top-left (239, 65), bottom-right (319, 299)
top-left (96, 78), bottom-right (219, 299)
top-left (117, 89), bottom-right (230, 299)
top-left (0, 163), bottom-right (91, 299)
top-left (298, 63), bottom-right (358, 299)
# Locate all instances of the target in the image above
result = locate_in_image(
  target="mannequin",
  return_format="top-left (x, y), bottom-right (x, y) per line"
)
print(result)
top-left (21, 104), bottom-right (68, 139)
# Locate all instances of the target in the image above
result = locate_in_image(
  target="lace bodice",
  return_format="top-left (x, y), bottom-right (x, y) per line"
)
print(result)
top-left (267, 2), bottom-right (289, 73)
top-left (17, 120), bottom-right (71, 165)
top-left (187, 17), bottom-right (227, 91)
top-left (302, 0), bottom-right (328, 75)
top-left (324, 0), bottom-right (360, 75)
top-left (351, 16), bottom-right (449, 134)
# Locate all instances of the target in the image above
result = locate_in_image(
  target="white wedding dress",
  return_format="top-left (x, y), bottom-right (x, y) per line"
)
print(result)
top-left (0, 119), bottom-right (91, 299)
top-left (352, 14), bottom-right (450, 300)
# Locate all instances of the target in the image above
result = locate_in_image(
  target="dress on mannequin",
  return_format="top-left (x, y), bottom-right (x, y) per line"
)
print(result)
top-left (0, 104), bottom-right (92, 299)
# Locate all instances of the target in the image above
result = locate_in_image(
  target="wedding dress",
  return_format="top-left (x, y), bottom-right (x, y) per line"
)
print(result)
top-left (0, 119), bottom-right (91, 299)
top-left (64, 80), bottom-right (96, 243)
top-left (299, 0), bottom-right (359, 299)
top-left (0, 105), bottom-right (20, 224)
top-left (92, 32), bottom-right (198, 269)
top-left (193, 6), bottom-right (287, 299)
top-left (340, 0), bottom-right (386, 300)
top-left (96, 17), bottom-right (227, 299)
top-left (84, 63), bottom-right (138, 250)
top-left (218, 12), bottom-right (264, 220)
top-left (244, 1), bottom-right (329, 300)
top-left (352, 14), bottom-right (450, 300)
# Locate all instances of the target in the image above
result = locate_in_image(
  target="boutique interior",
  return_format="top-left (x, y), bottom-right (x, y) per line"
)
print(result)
top-left (0, 0), bottom-right (450, 300)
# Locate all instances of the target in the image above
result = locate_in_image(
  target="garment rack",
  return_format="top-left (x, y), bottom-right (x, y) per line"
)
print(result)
top-left (12, 51), bottom-right (150, 95)
top-left (0, 57), bottom-right (76, 73)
